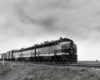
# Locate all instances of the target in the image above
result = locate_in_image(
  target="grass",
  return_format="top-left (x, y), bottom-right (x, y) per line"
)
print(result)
top-left (14, 65), bottom-right (100, 80)
top-left (0, 63), bottom-right (11, 76)
top-left (0, 61), bottom-right (100, 80)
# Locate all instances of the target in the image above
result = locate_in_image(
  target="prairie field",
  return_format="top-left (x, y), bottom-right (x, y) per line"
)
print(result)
top-left (78, 61), bottom-right (100, 64)
top-left (0, 61), bottom-right (100, 80)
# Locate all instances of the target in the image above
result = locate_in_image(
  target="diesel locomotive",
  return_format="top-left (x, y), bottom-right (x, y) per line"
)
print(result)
top-left (1, 37), bottom-right (77, 63)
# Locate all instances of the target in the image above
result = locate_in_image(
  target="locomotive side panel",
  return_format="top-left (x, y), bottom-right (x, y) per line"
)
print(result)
top-left (30, 50), bottom-right (33, 57)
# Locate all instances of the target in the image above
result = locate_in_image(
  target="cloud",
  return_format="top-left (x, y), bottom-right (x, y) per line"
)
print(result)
top-left (0, 0), bottom-right (98, 40)
top-left (13, 0), bottom-right (100, 40)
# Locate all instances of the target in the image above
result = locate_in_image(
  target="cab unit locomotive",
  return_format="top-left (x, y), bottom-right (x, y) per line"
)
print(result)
top-left (1, 37), bottom-right (77, 63)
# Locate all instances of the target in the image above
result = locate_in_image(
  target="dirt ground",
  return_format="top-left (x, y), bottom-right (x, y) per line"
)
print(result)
top-left (0, 61), bottom-right (100, 80)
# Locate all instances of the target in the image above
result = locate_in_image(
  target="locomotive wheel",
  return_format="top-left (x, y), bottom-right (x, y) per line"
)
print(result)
top-left (53, 57), bottom-right (58, 63)
top-left (54, 58), bottom-right (58, 63)
top-left (50, 60), bottom-right (52, 63)
top-left (62, 60), bottom-right (65, 63)
top-left (70, 61), bottom-right (73, 63)
top-left (55, 60), bottom-right (58, 63)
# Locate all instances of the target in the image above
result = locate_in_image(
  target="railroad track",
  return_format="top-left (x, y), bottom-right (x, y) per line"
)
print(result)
top-left (30, 61), bottom-right (100, 68)
top-left (2, 60), bottom-right (100, 68)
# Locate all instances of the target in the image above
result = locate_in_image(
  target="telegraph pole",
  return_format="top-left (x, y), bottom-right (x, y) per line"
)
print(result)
top-left (3, 55), bottom-right (4, 66)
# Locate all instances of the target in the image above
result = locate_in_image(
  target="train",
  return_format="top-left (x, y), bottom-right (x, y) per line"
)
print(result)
top-left (1, 37), bottom-right (77, 63)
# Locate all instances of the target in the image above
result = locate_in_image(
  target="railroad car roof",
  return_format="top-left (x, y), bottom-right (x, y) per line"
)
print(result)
top-left (4, 37), bottom-right (73, 53)
top-left (21, 37), bottom-right (73, 50)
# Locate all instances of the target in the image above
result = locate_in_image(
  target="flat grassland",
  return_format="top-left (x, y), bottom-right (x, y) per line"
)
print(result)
top-left (0, 61), bottom-right (100, 80)
top-left (78, 61), bottom-right (100, 64)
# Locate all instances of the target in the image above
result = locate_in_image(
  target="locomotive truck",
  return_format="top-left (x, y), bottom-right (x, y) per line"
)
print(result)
top-left (1, 37), bottom-right (77, 63)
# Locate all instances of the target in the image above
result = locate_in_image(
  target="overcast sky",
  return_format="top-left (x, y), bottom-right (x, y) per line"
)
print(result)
top-left (0, 0), bottom-right (100, 60)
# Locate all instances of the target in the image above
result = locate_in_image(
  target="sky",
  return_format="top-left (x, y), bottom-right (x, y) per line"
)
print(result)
top-left (0, 0), bottom-right (100, 60)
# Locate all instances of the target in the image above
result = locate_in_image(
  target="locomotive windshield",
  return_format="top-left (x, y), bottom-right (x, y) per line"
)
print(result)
top-left (60, 42), bottom-right (71, 49)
